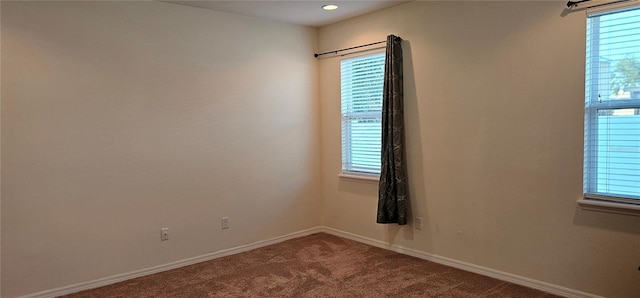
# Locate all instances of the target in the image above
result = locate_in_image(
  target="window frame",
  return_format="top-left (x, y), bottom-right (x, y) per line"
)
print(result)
top-left (581, 4), bottom-right (640, 215)
top-left (339, 51), bottom-right (386, 181)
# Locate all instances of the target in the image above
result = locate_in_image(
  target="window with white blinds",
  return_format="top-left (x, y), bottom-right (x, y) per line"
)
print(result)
top-left (584, 6), bottom-right (640, 204)
top-left (340, 52), bottom-right (385, 175)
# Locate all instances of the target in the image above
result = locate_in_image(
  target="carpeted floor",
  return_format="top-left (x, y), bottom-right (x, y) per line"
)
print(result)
top-left (63, 233), bottom-right (558, 297)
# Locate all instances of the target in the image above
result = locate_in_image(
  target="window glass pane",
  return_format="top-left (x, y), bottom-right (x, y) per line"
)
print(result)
top-left (341, 53), bottom-right (385, 175)
top-left (587, 8), bottom-right (640, 102)
top-left (585, 7), bottom-right (640, 202)
top-left (591, 110), bottom-right (640, 198)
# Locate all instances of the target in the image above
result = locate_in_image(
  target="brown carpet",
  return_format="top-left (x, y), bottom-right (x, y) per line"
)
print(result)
top-left (63, 233), bottom-right (558, 297)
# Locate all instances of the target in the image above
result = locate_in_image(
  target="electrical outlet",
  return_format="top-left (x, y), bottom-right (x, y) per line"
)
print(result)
top-left (161, 228), bottom-right (169, 241)
top-left (221, 217), bottom-right (229, 230)
top-left (415, 217), bottom-right (423, 230)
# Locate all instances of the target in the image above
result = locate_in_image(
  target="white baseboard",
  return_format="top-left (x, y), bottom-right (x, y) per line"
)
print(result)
top-left (319, 226), bottom-right (602, 298)
top-left (20, 225), bottom-right (599, 298)
top-left (19, 227), bottom-right (324, 298)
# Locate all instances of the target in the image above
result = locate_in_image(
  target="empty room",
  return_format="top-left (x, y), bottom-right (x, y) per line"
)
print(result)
top-left (1, 0), bottom-right (639, 297)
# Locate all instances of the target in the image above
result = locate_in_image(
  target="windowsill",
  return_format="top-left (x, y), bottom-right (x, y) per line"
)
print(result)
top-left (577, 198), bottom-right (640, 217)
top-left (338, 173), bottom-right (380, 184)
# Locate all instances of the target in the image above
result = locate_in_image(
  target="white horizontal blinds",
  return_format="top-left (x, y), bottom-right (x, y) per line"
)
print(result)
top-left (341, 53), bottom-right (385, 174)
top-left (585, 6), bottom-right (640, 203)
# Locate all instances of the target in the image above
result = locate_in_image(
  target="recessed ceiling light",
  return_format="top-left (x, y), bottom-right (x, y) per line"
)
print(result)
top-left (322, 4), bottom-right (339, 11)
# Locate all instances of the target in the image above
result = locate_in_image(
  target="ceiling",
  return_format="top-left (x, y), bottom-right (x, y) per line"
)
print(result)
top-left (162, 0), bottom-right (411, 28)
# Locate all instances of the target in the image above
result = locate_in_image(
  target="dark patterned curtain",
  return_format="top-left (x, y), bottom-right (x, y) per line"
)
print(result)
top-left (377, 35), bottom-right (407, 225)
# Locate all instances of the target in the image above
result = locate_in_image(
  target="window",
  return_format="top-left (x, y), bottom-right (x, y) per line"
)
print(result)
top-left (340, 52), bottom-right (385, 176)
top-left (584, 6), bottom-right (640, 205)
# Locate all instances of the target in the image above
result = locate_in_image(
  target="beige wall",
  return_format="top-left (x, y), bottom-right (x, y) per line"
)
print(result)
top-left (1, 1), bottom-right (321, 297)
top-left (0, 2), bottom-right (3, 296)
top-left (319, 1), bottom-right (640, 297)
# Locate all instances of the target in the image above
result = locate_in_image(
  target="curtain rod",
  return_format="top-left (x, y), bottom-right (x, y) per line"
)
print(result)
top-left (314, 40), bottom-right (386, 58)
top-left (567, 0), bottom-right (636, 9)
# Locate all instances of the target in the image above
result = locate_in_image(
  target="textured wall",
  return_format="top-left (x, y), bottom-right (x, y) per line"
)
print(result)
top-left (318, 2), bottom-right (640, 297)
top-left (1, 1), bottom-right (321, 297)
